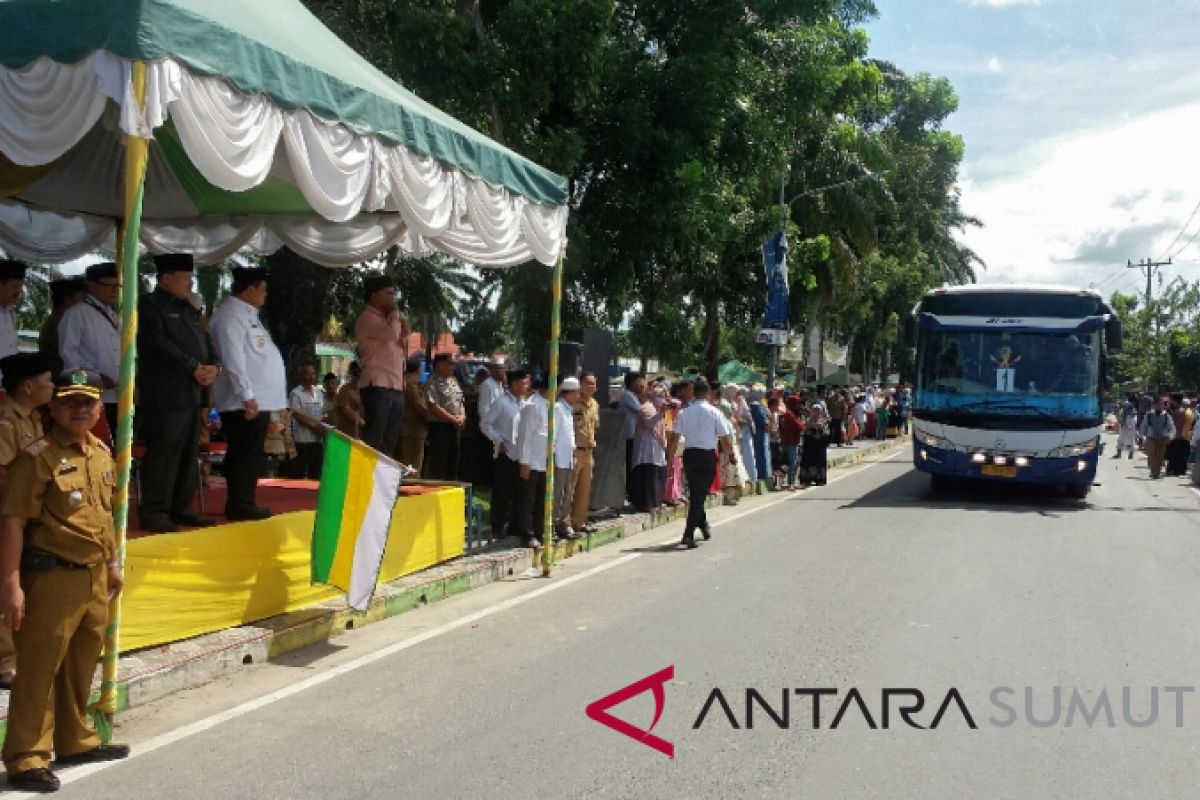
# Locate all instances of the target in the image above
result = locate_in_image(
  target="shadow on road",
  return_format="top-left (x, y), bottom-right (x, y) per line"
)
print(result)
top-left (837, 467), bottom-right (1095, 515)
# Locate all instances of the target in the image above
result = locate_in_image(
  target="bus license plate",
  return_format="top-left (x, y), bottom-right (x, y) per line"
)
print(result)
top-left (981, 465), bottom-right (1017, 478)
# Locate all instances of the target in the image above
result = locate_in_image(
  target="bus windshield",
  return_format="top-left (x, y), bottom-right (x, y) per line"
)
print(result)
top-left (915, 329), bottom-right (1101, 421)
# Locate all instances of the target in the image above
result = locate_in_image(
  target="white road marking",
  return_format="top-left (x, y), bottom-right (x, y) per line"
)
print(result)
top-left (47, 446), bottom-right (907, 793)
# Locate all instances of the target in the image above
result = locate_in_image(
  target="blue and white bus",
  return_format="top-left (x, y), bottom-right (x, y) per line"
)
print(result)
top-left (905, 284), bottom-right (1122, 498)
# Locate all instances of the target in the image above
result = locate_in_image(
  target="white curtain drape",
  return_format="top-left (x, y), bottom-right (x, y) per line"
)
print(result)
top-left (0, 54), bottom-right (567, 267)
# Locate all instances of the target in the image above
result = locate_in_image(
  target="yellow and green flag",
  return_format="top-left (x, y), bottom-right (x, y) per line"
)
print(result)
top-left (311, 430), bottom-right (403, 611)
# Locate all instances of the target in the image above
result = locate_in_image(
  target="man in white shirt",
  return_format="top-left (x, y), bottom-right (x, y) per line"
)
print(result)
top-left (667, 379), bottom-right (736, 549)
top-left (210, 268), bottom-right (288, 520)
top-left (619, 371), bottom-right (646, 503)
top-left (552, 377), bottom-right (580, 540)
top-left (288, 364), bottom-right (326, 479)
top-left (0, 261), bottom-right (25, 374)
top-left (514, 376), bottom-right (551, 548)
top-left (58, 262), bottom-right (121, 436)
top-left (480, 368), bottom-right (528, 539)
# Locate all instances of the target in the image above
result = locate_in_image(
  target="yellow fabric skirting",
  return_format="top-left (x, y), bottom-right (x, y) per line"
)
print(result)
top-left (120, 487), bottom-right (465, 652)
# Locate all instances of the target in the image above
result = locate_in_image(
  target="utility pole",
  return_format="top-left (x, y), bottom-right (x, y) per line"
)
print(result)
top-left (1127, 257), bottom-right (1171, 307)
top-left (1127, 257), bottom-right (1171, 391)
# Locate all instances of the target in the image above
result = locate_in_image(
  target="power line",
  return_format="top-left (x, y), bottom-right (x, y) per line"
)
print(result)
top-left (1160, 195), bottom-right (1200, 259)
top-left (1166, 221), bottom-right (1200, 259)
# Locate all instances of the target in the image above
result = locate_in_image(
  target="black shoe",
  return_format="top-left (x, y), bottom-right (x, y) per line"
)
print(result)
top-left (170, 512), bottom-right (217, 527)
top-left (526, 537), bottom-right (541, 549)
top-left (8, 767), bottom-right (59, 792)
top-left (55, 743), bottom-right (131, 765)
top-left (139, 513), bottom-right (179, 533)
top-left (701, 526), bottom-right (712, 541)
top-left (225, 505), bottom-right (272, 521)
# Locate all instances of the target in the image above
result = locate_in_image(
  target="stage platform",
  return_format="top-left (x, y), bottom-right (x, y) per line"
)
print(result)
top-left (121, 477), bottom-right (465, 653)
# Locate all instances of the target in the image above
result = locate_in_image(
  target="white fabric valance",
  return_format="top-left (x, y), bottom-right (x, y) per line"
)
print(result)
top-left (0, 54), bottom-right (567, 267)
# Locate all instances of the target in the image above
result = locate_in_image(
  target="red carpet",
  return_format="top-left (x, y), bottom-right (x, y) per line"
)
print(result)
top-left (128, 478), bottom-right (450, 539)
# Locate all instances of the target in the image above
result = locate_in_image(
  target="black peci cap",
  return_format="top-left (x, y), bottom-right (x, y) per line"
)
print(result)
top-left (85, 262), bottom-right (118, 281)
top-left (363, 274), bottom-right (393, 296)
top-left (49, 278), bottom-right (86, 305)
top-left (154, 253), bottom-right (195, 274)
top-left (0, 352), bottom-right (51, 394)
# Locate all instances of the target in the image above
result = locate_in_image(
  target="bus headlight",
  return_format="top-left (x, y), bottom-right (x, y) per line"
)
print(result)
top-left (971, 453), bottom-right (986, 464)
top-left (1049, 437), bottom-right (1099, 458)
top-left (1015, 456), bottom-right (1030, 467)
top-left (914, 429), bottom-right (949, 450)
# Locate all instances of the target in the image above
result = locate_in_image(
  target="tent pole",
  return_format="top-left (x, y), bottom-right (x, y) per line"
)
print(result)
top-left (93, 60), bottom-right (149, 742)
top-left (541, 250), bottom-right (565, 576)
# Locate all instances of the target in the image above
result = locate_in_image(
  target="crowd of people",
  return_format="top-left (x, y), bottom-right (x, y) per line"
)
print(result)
top-left (1113, 392), bottom-right (1200, 482)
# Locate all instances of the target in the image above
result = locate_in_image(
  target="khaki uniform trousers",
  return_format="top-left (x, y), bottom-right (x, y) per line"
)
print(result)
top-left (570, 447), bottom-right (594, 531)
top-left (3, 563), bottom-right (108, 775)
top-left (1145, 437), bottom-right (1169, 477)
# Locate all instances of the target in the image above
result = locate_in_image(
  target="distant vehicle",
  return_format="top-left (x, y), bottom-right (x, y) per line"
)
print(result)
top-left (904, 284), bottom-right (1122, 499)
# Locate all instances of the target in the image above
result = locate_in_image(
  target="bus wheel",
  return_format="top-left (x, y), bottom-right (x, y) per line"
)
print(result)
top-left (1066, 483), bottom-right (1090, 499)
top-left (931, 474), bottom-right (952, 493)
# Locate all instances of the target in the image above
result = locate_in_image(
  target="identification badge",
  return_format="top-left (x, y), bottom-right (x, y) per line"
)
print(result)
top-left (57, 463), bottom-right (78, 475)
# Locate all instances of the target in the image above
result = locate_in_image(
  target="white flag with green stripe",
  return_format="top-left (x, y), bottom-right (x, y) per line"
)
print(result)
top-left (311, 429), bottom-right (403, 611)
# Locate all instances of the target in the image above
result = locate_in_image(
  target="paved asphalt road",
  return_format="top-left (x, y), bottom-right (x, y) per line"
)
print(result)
top-left (38, 435), bottom-right (1200, 799)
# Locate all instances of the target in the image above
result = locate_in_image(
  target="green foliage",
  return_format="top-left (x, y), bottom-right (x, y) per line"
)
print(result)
top-left (1111, 280), bottom-right (1200, 390)
top-left (303, 0), bottom-right (974, 377)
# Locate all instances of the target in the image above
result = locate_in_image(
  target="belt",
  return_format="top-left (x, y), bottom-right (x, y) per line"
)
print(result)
top-left (21, 550), bottom-right (89, 571)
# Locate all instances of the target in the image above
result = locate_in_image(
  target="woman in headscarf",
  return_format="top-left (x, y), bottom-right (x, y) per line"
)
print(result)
top-left (630, 382), bottom-right (668, 512)
top-left (800, 400), bottom-right (831, 486)
top-left (1165, 396), bottom-right (1192, 477)
top-left (734, 387), bottom-right (758, 487)
top-left (662, 385), bottom-right (685, 505)
top-left (749, 385), bottom-right (770, 485)
top-left (718, 384), bottom-right (745, 504)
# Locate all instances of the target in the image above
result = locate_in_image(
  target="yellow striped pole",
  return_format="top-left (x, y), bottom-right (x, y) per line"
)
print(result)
top-left (92, 61), bottom-right (149, 742)
top-left (541, 250), bottom-right (565, 575)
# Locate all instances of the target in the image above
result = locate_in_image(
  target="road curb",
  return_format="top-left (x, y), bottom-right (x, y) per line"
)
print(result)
top-left (0, 435), bottom-right (909, 737)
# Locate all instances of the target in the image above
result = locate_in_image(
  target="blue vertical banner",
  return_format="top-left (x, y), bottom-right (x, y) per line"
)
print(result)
top-left (762, 232), bottom-right (789, 330)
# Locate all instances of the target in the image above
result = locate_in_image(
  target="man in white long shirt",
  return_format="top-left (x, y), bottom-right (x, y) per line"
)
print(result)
top-left (513, 375), bottom-right (558, 548)
top-left (210, 268), bottom-right (288, 520)
top-left (619, 371), bottom-right (646, 502)
top-left (667, 378), bottom-right (736, 549)
top-left (0, 261), bottom-right (25, 375)
top-left (552, 377), bottom-right (580, 540)
top-left (480, 369), bottom-right (527, 539)
top-left (58, 262), bottom-right (121, 436)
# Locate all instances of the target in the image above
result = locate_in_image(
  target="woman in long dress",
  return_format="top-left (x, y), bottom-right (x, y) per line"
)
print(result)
top-left (733, 388), bottom-right (757, 486)
top-left (800, 402), bottom-right (831, 486)
top-left (1115, 397), bottom-right (1139, 459)
top-left (662, 395), bottom-right (685, 505)
top-left (1165, 399), bottom-right (1191, 476)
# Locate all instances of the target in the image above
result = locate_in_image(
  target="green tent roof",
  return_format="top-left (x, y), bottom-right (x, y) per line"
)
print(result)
top-left (0, 0), bottom-right (566, 207)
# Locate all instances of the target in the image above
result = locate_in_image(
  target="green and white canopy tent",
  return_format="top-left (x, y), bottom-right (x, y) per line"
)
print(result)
top-left (0, 0), bottom-right (571, 735)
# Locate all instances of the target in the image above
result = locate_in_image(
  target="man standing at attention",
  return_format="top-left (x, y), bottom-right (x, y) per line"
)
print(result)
top-left (0, 261), bottom-right (24, 368)
top-left (58, 263), bottom-right (121, 437)
top-left (552, 377), bottom-right (580, 540)
top-left (211, 268), bottom-right (287, 521)
top-left (39, 278), bottom-right (85, 376)
top-left (620, 371), bottom-right (646, 501)
top-left (667, 379), bottom-right (736, 549)
top-left (481, 368), bottom-right (527, 539)
top-left (0, 353), bottom-right (53, 693)
top-left (356, 275), bottom-right (409, 455)
top-left (0, 370), bottom-right (130, 792)
top-left (423, 353), bottom-right (465, 480)
top-left (570, 371), bottom-right (600, 535)
top-left (137, 254), bottom-right (220, 532)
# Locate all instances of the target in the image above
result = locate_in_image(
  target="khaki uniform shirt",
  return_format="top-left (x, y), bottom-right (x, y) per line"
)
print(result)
top-left (402, 375), bottom-right (430, 438)
top-left (573, 396), bottom-right (599, 449)
top-left (0, 398), bottom-right (43, 467)
top-left (2, 430), bottom-right (116, 566)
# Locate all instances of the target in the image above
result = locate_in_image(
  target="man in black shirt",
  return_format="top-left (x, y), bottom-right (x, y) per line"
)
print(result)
top-left (137, 254), bottom-right (221, 532)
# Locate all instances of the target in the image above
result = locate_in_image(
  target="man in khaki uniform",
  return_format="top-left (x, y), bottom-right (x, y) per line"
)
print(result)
top-left (0, 353), bottom-right (55, 692)
top-left (0, 370), bottom-right (129, 793)
top-left (570, 371), bottom-right (601, 534)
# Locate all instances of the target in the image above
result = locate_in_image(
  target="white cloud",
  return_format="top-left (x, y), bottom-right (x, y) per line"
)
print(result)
top-left (986, 56), bottom-right (1004, 73)
top-left (958, 100), bottom-right (1200, 294)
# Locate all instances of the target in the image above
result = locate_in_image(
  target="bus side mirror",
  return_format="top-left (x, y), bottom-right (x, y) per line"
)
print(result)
top-left (903, 316), bottom-right (917, 348)
top-left (1105, 317), bottom-right (1123, 353)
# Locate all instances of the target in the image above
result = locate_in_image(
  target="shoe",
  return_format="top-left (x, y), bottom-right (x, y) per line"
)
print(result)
top-left (584, 522), bottom-right (599, 533)
top-left (682, 534), bottom-right (698, 549)
top-left (566, 529), bottom-right (583, 540)
top-left (55, 743), bottom-right (131, 765)
top-left (170, 512), bottom-right (217, 527)
top-left (701, 525), bottom-right (712, 541)
top-left (526, 537), bottom-right (541, 548)
top-left (7, 767), bottom-right (59, 792)
top-left (139, 513), bottom-right (179, 533)
top-left (225, 505), bottom-right (272, 521)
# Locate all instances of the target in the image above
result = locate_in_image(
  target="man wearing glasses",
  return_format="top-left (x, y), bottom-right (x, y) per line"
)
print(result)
top-left (57, 263), bottom-right (121, 438)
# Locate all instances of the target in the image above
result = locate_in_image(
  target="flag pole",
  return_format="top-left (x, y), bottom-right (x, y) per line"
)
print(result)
top-left (541, 249), bottom-right (565, 576)
top-left (93, 60), bottom-right (149, 742)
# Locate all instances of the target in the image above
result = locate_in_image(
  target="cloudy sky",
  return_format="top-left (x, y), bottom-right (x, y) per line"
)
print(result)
top-left (866, 0), bottom-right (1200, 298)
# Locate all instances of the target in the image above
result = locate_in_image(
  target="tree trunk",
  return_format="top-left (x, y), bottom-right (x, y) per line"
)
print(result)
top-left (264, 248), bottom-right (334, 389)
top-left (702, 294), bottom-right (721, 382)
